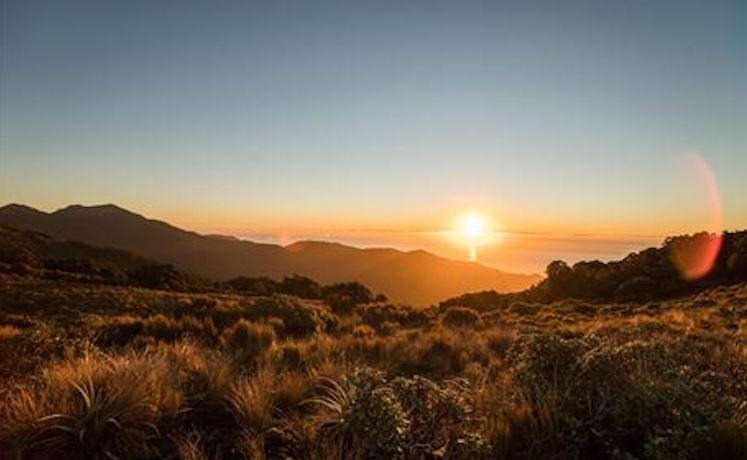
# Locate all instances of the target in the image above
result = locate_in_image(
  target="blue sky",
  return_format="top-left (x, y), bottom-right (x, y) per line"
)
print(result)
top-left (2, 0), bottom-right (746, 237)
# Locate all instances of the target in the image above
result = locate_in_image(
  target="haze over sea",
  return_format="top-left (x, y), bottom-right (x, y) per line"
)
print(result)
top-left (241, 230), bottom-right (661, 274)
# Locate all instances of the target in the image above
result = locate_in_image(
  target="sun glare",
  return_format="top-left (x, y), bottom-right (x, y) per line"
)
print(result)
top-left (462, 215), bottom-right (485, 237)
top-left (451, 212), bottom-right (497, 262)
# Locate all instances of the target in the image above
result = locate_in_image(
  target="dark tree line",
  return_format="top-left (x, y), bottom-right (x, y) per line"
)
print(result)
top-left (443, 230), bottom-right (747, 310)
top-left (226, 274), bottom-right (385, 312)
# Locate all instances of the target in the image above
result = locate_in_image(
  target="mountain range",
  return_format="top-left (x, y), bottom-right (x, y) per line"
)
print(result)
top-left (0, 203), bottom-right (540, 304)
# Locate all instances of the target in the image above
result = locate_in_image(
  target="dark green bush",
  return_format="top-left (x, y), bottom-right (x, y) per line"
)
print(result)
top-left (241, 295), bottom-right (337, 338)
top-left (390, 375), bottom-right (475, 455)
top-left (360, 303), bottom-right (431, 331)
top-left (441, 307), bottom-right (482, 329)
top-left (310, 368), bottom-right (408, 457)
top-left (322, 282), bottom-right (375, 314)
top-left (504, 332), bottom-right (745, 459)
top-left (225, 276), bottom-right (279, 296)
top-left (128, 264), bottom-right (205, 291)
top-left (278, 275), bottom-right (322, 299)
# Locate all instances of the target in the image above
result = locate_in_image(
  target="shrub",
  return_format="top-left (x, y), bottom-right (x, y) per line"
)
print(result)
top-left (279, 275), bottom-right (322, 299)
top-left (615, 276), bottom-right (657, 299)
top-left (580, 340), bottom-right (739, 459)
top-left (322, 282), bottom-right (374, 314)
top-left (307, 368), bottom-right (485, 458)
top-left (226, 276), bottom-right (279, 296)
top-left (441, 307), bottom-right (482, 329)
top-left (502, 332), bottom-right (747, 459)
top-left (483, 328), bottom-right (516, 355)
top-left (242, 295), bottom-right (337, 338)
top-left (507, 301), bottom-right (543, 316)
top-left (128, 264), bottom-right (202, 291)
top-left (307, 368), bottom-right (409, 457)
top-left (393, 330), bottom-right (469, 378)
top-left (389, 375), bottom-right (474, 455)
top-left (506, 333), bottom-right (589, 395)
top-left (360, 303), bottom-right (431, 331)
top-left (439, 290), bottom-right (512, 312)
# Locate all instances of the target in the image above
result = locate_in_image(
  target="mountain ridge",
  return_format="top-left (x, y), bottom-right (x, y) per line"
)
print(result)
top-left (0, 203), bottom-right (541, 304)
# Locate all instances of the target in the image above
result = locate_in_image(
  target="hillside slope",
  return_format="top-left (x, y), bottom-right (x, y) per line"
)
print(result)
top-left (0, 204), bottom-right (540, 304)
top-left (0, 226), bottom-right (150, 272)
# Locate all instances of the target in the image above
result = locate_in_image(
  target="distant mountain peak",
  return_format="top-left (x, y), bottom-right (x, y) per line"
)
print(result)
top-left (53, 203), bottom-right (140, 217)
top-left (0, 203), bottom-right (47, 216)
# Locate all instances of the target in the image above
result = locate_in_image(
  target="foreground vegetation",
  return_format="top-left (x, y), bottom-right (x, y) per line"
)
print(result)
top-left (1, 274), bottom-right (746, 459)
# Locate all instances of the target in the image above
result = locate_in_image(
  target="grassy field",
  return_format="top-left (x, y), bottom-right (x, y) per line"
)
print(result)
top-left (1, 277), bottom-right (746, 459)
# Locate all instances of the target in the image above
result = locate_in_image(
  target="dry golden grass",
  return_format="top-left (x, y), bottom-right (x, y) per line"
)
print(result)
top-left (0, 325), bottom-right (21, 341)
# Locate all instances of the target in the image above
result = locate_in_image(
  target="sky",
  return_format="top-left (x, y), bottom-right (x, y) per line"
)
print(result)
top-left (1, 0), bottom-right (746, 272)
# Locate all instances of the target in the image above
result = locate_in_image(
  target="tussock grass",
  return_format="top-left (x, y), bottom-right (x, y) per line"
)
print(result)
top-left (220, 320), bottom-right (276, 365)
top-left (0, 351), bottom-right (180, 458)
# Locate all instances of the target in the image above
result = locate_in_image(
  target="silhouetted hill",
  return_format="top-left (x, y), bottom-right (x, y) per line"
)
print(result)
top-left (0, 204), bottom-right (540, 304)
top-left (0, 225), bottom-right (150, 272)
top-left (441, 230), bottom-right (747, 309)
top-left (205, 234), bottom-right (241, 242)
top-left (284, 240), bottom-right (537, 305)
top-left (0, 226), bottom-right (214, 290)
top-left (0, 203), bottom-right (290, 278)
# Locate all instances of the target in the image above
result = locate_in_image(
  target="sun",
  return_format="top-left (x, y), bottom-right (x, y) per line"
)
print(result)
top-left (449, 212), bottom-right (496, 261)
top-left (453, 212), bottom-right (493, 241)
top-left (461, 214), bottom-right (485, 238)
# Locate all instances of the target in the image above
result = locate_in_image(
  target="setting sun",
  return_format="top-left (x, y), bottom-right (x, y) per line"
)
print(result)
top-left (461, 215), bottom-right (486, 237)
top-left (452, 212), bottom-right (497, 261)
top-left (455, 213), bottom-right (493, 240)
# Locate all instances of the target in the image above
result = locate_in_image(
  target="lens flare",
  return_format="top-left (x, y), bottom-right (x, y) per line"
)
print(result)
top-left (669, 153), bottom-right (723, 280)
